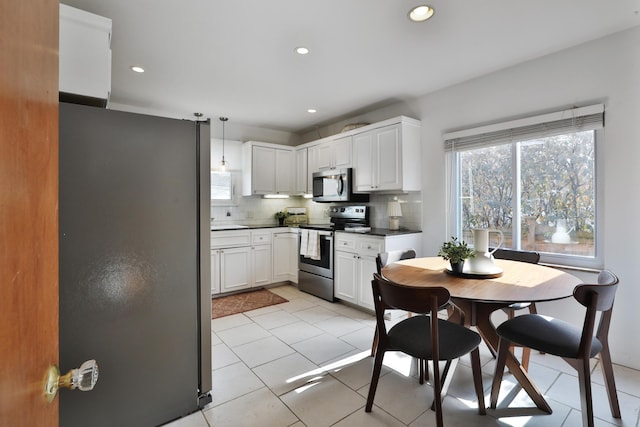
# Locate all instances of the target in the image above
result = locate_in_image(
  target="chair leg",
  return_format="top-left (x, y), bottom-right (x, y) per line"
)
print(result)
top-left (418, 358), bottom-right (424, 385)
top-left (470, 348), bottom-right (486, 415)
top-left (430, 359), bottom-right (457, 411)
top-left (365, 349), bottom-right (385, 412)
top-left (599, 345), bottom-right (622, 418)
top-left (431, 358), bottom-right (444, 427)
top-left (490, 337), bottom-right (510, 409)
top-left (521, 346), bottom-right (531, 371)
top-left (528, 303), bottom-right (545, 356)
top-left (577, 357), bottom-right (595, 427)
top-left (370, 326), bottom-right (378, 357)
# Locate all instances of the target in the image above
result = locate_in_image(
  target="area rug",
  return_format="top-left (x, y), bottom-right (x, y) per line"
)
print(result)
top-left (212, 289), bottom-right (288, 319)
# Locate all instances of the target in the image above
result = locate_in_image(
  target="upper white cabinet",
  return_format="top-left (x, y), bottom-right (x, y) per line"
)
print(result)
top-left (242, 141), bottom-right (294, 195)
top-left (309, 135), bottom-right (352, 172)
top-left (353, 118), bottom-right (421, 193)
top-left (294, 147), bottom-right (310, 195)
top-left (59, 4), bottom-right (112, 106)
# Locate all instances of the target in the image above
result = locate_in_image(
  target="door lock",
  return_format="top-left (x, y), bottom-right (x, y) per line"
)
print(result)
top-left (44, 359), bottom-right (99, 403)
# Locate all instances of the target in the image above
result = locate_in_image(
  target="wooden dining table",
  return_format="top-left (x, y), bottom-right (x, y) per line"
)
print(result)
top-left (381, 256), bottom-right (582, 413)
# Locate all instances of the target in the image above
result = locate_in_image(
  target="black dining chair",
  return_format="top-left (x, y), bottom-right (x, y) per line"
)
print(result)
top-left (374, 249), bottom-right (428, 380)
top-left (492, 248), bottom-right (541, 369)
top-left (490, 270), bottom-right (621, 427)
top-left (374, 249), bottom-right (417, 357)
top-left (366, 273), bottom-right (486, 427)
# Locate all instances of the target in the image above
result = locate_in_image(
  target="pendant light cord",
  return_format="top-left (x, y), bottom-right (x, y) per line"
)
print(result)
top-left (219, 117), bottom-right (228, 169)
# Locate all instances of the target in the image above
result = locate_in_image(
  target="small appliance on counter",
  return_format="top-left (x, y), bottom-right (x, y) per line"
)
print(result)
top-left (283, 207), bottom-right (308, 226)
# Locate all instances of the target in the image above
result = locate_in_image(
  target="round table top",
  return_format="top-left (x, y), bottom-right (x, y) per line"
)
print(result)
top-left (381, 257), bottom-right (581, 303)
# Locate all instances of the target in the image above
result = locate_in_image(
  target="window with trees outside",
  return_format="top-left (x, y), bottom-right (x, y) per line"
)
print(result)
top-left (444, 105), bottom-right (604, 269)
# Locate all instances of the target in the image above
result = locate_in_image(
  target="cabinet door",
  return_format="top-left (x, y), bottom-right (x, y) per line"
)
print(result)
top-left (252, 146), bottom-right (275, 194)
top-left (275, 148), bottom-right (294, 194)
top-left (220, 247), bottom-right (251, 292)
top-left (252, 244), bottom-right (272, 287)
top-left (375, 125), bottom-right (402, 191)
top-left (211, 250), bottom-right (220, 295)
top-left (307, 144), bottom-right (319, 175)
top-left (273, 233), bottom-right (296, 282)
top-left (294, 148), bottom-right (308, 194)
top-left (358, 255), bottom-right (378, 311)
top-left (334, 250), bottom-right (358, 303)
top-left (333, 136), bottom-right (352, 169)
top-left (316, 142), bottom-right (333, 170)
top-left (353, 132), bottom-right (375, 192)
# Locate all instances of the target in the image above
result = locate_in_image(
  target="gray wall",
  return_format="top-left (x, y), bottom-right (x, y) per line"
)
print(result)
top-left (306, 26), bottom-right (640, 369)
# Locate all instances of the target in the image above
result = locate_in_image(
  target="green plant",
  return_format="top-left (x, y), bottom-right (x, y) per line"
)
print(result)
top-left (275, 211), bottom-right (289, 220)
top-left (438, 236), bottom-right (475, 264)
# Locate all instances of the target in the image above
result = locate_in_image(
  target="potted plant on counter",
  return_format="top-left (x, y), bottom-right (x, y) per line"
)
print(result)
top-left (438, 236), bottom-right (475, 274)
top-left (275, 211), bottom-right (289, 226)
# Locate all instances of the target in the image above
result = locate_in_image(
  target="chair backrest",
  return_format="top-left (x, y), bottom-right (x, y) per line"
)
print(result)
top-left (573, 270), bottom-right (619, 311)
top-left (492, 248), bottom-right (540, 264)
top-left (371, 273), bottom-right (450, 315)
top-left (572, 270), bottom-right (619, 358)
top-left (376, 249), bottom-right (417, 274)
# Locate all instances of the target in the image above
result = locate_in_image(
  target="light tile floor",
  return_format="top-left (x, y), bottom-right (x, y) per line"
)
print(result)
top-left (164, 284), bottom-right (640, 427)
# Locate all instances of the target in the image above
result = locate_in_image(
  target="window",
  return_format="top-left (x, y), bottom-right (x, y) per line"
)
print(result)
top-left (445, 105), bottom-right (603, 268)
top-left (211, 170), bottom-right (235, 204)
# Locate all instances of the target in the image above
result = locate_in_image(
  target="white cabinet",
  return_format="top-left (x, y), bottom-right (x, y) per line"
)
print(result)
top-left (59, 4), bottom-right (112, 105)
top-left (273, 231), bottom-right (298, 283)
top-left (294, 148), bottom-right (310, 195)
top-left (211, 229), bottom-right (274, 294)
top-left (220, 246), bottom-right (252, 292)
top-left (353, 119), bottom-right (421, 193)
top-left (211, 250), bottom-right (220, 295)
top-left (334, 232), bottom-right (423, 311)
top-left (251, 230), bottom-right (272, 287)
top-left (242, 142), bottom-right (294, 195)
top-left (309, 136), bottom-right (352, 172)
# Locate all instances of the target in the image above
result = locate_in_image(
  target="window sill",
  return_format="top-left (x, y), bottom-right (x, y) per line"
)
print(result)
top-left (539, 262), bottom-right (602, 274)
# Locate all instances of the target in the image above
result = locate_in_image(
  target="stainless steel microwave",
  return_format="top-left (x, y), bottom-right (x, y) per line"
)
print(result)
top-left (312, 168), bottom-right (369, 203)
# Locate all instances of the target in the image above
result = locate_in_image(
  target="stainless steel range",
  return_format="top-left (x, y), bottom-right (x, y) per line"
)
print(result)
top-left (298, 206), bottom-right (370, 301)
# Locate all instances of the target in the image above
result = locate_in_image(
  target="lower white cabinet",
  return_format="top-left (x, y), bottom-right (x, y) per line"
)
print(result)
top-left (220, 246), bottom-right (252, 293)
top-left (211, 229), bottom-right (274, 295)
top-left (273, 231), bottom-right (298, 283)
top-left (334, 232), bottom-right (422, 311)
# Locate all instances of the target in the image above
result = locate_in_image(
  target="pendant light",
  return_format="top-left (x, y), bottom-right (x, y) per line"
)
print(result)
top-left (219, 116), bottom-right (228, 171)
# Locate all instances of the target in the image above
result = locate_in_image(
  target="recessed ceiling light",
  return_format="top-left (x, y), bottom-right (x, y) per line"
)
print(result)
top-left (130, 65), bottom-right (145, 73)
top-left (307, 109), bottom-right (317, 114)
top-left (408, 5), bottom-right (435, 22)
top-left (295, 46), bottom-right (310, 55)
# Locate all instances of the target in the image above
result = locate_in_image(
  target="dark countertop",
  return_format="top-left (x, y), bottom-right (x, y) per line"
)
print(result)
top-left (211, 224), bottom-right (292, 231)
top-left (211, 225), bottom-right (422, 236)
top-left (337, 228), bottom-right (422, 237)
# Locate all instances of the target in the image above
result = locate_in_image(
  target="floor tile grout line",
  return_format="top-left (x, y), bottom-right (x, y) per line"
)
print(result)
top-left (202, 285), bottom-right (640, 427)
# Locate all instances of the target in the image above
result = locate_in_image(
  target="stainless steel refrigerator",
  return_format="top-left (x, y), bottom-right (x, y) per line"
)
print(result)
top-left (59, 102), bottom-right (212, 426)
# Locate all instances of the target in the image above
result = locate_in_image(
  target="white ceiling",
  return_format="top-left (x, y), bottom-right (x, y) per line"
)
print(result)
top-left (60, 0), bottom-right (640, 134)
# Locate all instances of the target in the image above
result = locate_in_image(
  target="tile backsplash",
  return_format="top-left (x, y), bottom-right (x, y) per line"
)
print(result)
top-left (211, 192), bottom-right (422, 230)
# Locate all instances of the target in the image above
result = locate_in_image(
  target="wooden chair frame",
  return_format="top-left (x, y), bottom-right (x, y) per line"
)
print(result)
top-left (490, 270), bottom-right (620, 427)
top-left (366, 274), bottom-right (485, 427)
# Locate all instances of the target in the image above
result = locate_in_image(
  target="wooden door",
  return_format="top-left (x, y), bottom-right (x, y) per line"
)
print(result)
top-left (0, 0), bottom-right (60, 426)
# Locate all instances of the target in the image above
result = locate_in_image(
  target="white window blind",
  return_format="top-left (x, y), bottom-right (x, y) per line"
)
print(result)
top-left (443, 104), bottom-right (604, 152)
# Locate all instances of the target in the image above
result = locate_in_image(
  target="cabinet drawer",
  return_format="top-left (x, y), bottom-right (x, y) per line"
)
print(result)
top-left (357, 237), bottom-right (384, 257)
top-left (335, 234), bottom-right (356, 252)
top-left (251, 230), bottom-right (272, 245)
top-left (211, 230), bottom-right (251, 248)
